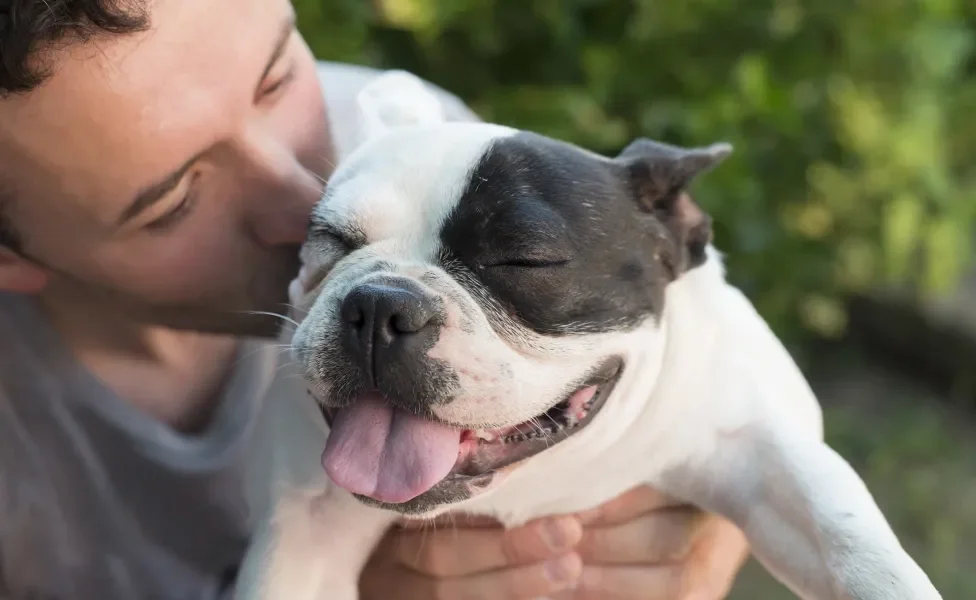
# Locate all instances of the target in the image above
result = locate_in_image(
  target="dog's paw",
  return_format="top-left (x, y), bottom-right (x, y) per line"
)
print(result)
top-left (356, 69), bottom-right (446, 140)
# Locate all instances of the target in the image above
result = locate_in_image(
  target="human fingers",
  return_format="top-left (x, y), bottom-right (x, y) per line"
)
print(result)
top-left (549, 563), bottom-right (685, 600)
top-left (561, 513), bottom-right (748, 599)
top-left (380, 515), bottom-right (583, 577)
top-left (675, 516), bottom-right (749, 599)
top-left (576, 505), bottom-right (706, 565)
top-left (361, 554), bottom-right (583, 600)
top-left (574, 485), bottom-right (679, 526)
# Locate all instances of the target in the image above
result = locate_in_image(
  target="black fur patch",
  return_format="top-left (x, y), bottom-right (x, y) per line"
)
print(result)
top-left (440, 131), bottom-right (697, 335)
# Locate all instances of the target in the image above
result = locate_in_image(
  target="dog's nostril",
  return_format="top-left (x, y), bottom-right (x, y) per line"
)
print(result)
top-left (389, 303), bottom-right (433, 334)
top-left (390, 314), bottom-right (409, 334)
top-left (341, 279), bottom-right (443, 351)
top-left (341, 302), bottom-right (366, 328)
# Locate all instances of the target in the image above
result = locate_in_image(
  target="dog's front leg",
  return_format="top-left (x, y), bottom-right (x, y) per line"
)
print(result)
top-left (237, 484), bottom-right (396, 600)
top-left (657, 424), bottom-right (942, 600)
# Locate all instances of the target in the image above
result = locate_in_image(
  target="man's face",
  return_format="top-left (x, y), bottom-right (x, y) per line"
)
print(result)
top-left (0, 0), bottom-right (331, 336)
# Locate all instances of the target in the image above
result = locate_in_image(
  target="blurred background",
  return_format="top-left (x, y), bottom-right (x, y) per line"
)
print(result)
top-left (292, 0), bottom-right (976, 596)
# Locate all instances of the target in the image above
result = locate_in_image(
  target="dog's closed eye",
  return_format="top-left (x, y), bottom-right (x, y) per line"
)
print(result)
top-left (301, 221), bottom-right (364, 292)
top-left (309, 221), bottom-right (363, 252)
top-left (483, 255), bottom-right (571, 269)
top-left (479, 231), bottom-right (574, 270)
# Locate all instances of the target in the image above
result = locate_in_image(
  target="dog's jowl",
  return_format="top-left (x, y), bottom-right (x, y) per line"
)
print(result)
top-left (236, 70), bottom-right (945, 600)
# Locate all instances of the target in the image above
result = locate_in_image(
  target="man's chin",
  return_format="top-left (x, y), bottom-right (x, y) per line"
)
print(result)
top-left (155, 313), bottom-right (284, 338)
top-left (39, 252), bottom-right (302, 338)
top-left (61, 285), bottom-right (297, 339)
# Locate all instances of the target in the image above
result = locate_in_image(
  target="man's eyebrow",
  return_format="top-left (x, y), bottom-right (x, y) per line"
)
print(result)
top-left (117, 150), bottom-right (205, 226)
top-left (117, 16), bottom-right (296, 228)
top-left (256, 15), bottom-right (297, 94)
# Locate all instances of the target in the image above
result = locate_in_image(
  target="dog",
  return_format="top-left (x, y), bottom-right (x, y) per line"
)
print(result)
top-left (234, 71), bottom-right (944, 600)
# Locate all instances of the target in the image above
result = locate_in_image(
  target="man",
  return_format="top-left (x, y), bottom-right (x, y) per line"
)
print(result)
top-left (0, 1), bottom-right (749, 598)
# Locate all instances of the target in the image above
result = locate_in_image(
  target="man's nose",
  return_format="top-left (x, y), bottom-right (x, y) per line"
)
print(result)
top-left (340, 277), bottom-right (445, 389)
top-left (240, 134), bottom-right (327, 248)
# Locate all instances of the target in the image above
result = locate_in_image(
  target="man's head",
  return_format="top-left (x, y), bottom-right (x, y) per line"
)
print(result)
top-left (0, 0), bottom-right (333, 336)
top-left (289, 72), bottom-right (732, 514)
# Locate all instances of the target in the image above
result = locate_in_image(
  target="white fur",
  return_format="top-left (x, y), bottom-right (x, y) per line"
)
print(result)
top-left (235, 72), bottom-right (943, 600)
top-left (354, 69), bottom-right (449, 145)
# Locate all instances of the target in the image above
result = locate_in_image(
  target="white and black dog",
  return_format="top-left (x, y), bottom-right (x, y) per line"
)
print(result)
top-left (236, 71), bottom-right (943, 600)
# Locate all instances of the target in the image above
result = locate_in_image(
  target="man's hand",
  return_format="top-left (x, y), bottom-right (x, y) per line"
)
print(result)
top-left (561, 486), bottom-right (749, 599)
top-left (360, 486), bottom-right (749, 599)
top-left (360, 513), bottom-right (584, 599)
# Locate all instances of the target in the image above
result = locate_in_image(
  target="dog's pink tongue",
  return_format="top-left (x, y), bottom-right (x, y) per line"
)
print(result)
top-left (322, 392), bottom-right (461, 504)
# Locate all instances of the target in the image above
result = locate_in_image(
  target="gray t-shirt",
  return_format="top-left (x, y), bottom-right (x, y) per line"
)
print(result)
top-left (0, 62), bottom-right (477, 600)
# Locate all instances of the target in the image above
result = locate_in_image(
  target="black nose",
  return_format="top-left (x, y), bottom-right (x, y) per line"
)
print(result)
top-left (340, 277), bottom-right (444, 386)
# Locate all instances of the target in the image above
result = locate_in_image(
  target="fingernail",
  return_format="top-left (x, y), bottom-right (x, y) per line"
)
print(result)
top-left (541, 518), bottom-right (575, 551)
top-left (544, 554), bottom-right (582, 585)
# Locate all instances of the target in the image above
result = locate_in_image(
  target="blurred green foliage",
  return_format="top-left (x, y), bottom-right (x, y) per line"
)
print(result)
top-left (294, 0), bottom-right (976, 344)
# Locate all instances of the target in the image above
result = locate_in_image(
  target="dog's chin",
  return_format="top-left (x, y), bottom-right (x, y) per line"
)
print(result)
top-left (318, 357), bottom-right (623, 516)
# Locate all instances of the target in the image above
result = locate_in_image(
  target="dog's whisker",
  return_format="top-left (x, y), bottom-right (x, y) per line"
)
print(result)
top-left (283, 302), bottom-right (309, 317)
top-left (448, 513), bottom-right (460, 539)
top-left (305, 163), bottom-right (332, 184)
top-left (236, 310), bottom-right (301, 328)
top-left (234, 342), bottom-right (296, 366)
top-left (411, 530), bottom-right (428, 568)
top-left (297, 178), bottom-right (327, 197)
top-left (530, 416), bottom-right (558, 448)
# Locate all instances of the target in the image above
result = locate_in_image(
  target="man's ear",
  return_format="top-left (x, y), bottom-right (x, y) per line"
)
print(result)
top-left (356, 70), bottom-right (447, 143)
top-left (0, 247), bottom-right (48, 294)
top-left (614, 138), bottom-right (732, 270)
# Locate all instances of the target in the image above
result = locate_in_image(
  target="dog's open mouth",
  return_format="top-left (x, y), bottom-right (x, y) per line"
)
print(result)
top-left (450, 359), bottom-right (622, 477)
top-left (317, 358), bottom-right (622, 508)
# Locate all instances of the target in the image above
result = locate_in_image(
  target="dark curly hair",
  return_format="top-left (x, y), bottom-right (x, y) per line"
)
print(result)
top-left (0, 0), bottom-right (149, 249)
top-left (0, 0), bottom-right (149, 95)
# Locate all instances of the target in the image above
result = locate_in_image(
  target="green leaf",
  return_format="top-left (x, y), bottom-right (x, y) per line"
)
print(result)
top-left (882, 193), bottom-right (924, 283)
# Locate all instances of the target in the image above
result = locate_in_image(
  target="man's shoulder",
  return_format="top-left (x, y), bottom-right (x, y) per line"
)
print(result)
top-left (315, 61), bottom-right (480, 158)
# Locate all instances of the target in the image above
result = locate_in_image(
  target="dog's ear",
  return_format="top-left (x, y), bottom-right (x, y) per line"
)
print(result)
top-left (356, 70), bottom-right (447, 142)
top-left (614, 139), bottom-right (732, 271)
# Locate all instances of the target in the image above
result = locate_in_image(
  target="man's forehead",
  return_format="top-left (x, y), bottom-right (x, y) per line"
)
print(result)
top-left (0, 0), bottom-right (290, 219)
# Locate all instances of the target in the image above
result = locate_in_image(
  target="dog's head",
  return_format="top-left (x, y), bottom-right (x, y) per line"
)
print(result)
top-left (291, 72), bottom-right (731, 515)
